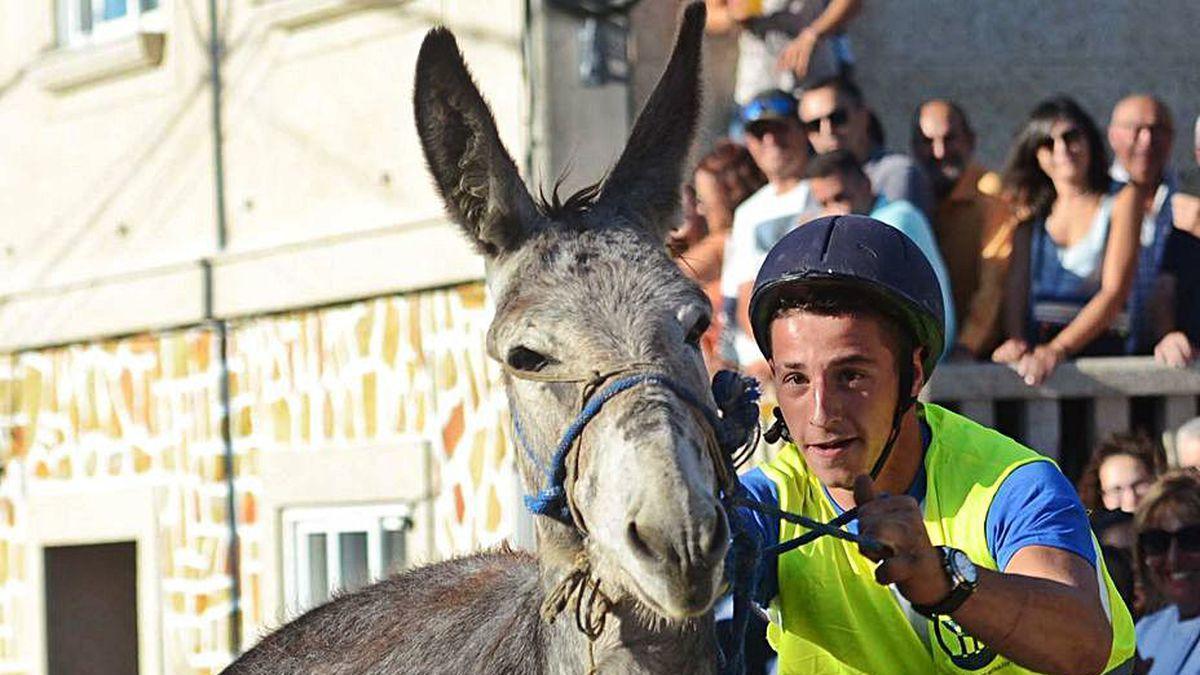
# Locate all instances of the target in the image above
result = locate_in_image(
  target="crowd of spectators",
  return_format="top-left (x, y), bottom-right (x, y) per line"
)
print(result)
top-left (1072, 425), bottom-right (1200, 673)
top-left (670, 72), bottom-right (1200, 385)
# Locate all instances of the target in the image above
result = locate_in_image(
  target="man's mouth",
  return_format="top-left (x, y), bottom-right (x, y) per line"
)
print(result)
top-left (806, 438), bottom-right (856, 455)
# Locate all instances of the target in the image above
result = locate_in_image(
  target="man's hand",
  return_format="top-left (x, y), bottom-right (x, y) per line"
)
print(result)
top-left (853, 476), bottom-right (950, 606)
top-left (1154, 330), bottom-right (1195, 368)
top-left (776, 28), bottom-right (819, 78)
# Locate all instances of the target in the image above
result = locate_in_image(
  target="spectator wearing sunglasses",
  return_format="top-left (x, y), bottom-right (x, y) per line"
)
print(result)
top-left (911, 99), bottom-right (1019, 361)
top-left (720, 89), bottom-right (820, 378)
top-left (1133, 470), bottom-right (1200, 674)
top-left (798, 76), bottom-right (934, 217)
top-left (993, 96), bottom-right (1146, 385)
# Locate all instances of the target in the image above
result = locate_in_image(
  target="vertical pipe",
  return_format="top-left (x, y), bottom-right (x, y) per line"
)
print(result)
top-left (206, 0), bottom-right (241, 657)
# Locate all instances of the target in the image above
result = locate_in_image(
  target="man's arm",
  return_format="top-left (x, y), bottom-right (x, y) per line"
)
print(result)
top-left (853, 476), bottom-right (1112, 675)
top-left (954, 547), bottom-right (1111, 675)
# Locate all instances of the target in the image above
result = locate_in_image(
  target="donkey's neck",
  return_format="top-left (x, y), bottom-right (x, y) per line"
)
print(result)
top-left (536, 532), bottom-right (718, 674)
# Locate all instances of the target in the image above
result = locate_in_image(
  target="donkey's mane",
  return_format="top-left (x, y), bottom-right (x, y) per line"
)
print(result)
top-left (535, 177), bottom-right (603, 223)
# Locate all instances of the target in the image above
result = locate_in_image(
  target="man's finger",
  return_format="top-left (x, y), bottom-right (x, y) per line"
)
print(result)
top-left (853, 475), bottom-right (876, 506)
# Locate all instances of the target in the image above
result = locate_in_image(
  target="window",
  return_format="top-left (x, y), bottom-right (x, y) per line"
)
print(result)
top-left (282, 503), bottom-right (414, 613)
top-left (58, 0), bottom-right (164, 48)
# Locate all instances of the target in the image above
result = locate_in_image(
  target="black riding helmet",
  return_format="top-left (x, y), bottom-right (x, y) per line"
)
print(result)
top-left (748, 215), bottom-right (946, 476)
top-left (749, 214), bottom-right (946, 379)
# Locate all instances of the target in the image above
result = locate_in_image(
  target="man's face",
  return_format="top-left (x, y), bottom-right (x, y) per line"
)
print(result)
top-left (810, 171), bottom-right (873, 216)
top-left (913, 102), bottom-right (974, 197)
top-left (799, 86), bottom-right (868, 157)
top-left (744, 118), bottom-right (807, 184)
top-left (769, 311), bottom-right (916, 490)
top-left (1108, 96), bottom-right (1173, 186)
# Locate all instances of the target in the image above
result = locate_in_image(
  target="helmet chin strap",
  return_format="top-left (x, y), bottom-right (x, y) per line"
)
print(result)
top-left (868, 362), bottom-right (919, 480)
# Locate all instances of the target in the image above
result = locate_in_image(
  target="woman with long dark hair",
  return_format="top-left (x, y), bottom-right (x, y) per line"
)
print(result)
top-left (670, 140), bottom-right (767, 371)
top-left (993, 96), bottom-right (1145, 385)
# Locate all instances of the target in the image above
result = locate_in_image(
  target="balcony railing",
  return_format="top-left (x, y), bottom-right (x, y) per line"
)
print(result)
top-left (922, 357), bottom-right (1200, 478)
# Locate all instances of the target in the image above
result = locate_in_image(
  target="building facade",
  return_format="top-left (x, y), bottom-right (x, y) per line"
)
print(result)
top-left (0, 0), bottom-right (670, 672)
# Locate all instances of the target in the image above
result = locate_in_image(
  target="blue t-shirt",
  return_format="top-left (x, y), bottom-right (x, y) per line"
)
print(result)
top-left (736, 420), bottom-right (1096, 602)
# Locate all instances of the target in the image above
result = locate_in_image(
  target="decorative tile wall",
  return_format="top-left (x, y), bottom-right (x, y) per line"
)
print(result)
top-left (0, 282), bottom-right (520, 673)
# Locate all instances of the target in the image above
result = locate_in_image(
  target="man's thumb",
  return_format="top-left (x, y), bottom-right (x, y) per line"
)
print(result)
top-left (853, 474), bottom-right (877, 506)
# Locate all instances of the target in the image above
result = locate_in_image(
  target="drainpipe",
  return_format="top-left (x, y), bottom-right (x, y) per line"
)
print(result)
top-left (206, 0), bottom-right (241, 657)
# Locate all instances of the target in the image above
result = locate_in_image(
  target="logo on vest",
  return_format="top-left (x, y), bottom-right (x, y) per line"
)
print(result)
top-left (934, 616), bottom-right (998, 670)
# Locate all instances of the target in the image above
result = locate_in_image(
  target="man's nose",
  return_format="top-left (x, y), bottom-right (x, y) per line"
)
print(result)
top-left (808, 379), bottom-right (841, 427)
top-left (932, 139), bottom-right (946, 160)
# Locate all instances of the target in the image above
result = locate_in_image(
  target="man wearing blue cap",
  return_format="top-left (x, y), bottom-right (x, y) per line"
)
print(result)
top-left (720, 88), bottom-right (820, 378)
top-left (735, 214), bottom-right (1135, 673)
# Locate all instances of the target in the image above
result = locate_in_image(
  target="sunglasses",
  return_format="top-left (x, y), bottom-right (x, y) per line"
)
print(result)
top-left (746, 119), bottom-right (795, 139)
top-left (801, 108), bottom-right (850, 134)
top-left (1037, 127), bottom-right (1085, 150)
top-left (1139, 524), bottom-right (1200, 556)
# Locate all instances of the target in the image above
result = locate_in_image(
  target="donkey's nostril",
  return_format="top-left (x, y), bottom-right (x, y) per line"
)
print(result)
top-left (627, 522), bottom-right (655, 560)
top-left (626, 520), bottom-right (679, 564)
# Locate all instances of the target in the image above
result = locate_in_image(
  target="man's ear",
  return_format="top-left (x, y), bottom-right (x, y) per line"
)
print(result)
top-left (909, 348), bottom-right (926, 399)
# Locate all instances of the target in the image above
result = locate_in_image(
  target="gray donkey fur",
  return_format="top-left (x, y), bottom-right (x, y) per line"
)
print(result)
top-left (225, 4), bottom-right (727, 673)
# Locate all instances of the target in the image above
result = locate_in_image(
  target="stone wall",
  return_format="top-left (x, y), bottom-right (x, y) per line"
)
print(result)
top-left (847, 1), bottom-right (1200, 170)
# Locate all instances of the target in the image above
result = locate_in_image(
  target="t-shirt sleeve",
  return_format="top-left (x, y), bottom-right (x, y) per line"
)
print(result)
top-left (732, 467), bottom-right (780, 604)
top-left (985, 461), bottom-right (1097, 571)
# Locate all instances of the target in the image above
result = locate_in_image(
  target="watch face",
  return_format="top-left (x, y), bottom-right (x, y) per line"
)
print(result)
top-left (950, 548), bottom-right (978, 585)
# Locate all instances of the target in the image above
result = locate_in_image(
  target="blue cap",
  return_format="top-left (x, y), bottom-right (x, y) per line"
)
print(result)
top-left (740, 89), bottom-right (798, 125)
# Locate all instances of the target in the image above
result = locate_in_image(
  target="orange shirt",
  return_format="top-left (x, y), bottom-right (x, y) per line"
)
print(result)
top-left (931, 164), bottom-right (1019, 357)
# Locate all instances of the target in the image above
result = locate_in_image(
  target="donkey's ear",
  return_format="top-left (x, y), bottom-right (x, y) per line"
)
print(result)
top-left (595, 2), bottom-right (704, 240)
top-left (414, 28), bottom-right (539, 257)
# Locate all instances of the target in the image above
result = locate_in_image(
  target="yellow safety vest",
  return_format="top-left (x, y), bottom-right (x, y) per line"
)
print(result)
top-left (760, 403), bottom-right (1135, 674)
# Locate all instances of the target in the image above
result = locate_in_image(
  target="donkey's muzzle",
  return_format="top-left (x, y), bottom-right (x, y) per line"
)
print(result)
top-left (623, 496), bottom-right (729, 617)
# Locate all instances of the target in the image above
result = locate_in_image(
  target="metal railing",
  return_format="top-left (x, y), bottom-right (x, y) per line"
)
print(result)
top-left (922, 357), bottom-right (1200, 477)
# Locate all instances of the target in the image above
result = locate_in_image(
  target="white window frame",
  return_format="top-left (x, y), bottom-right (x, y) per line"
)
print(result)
top-left (58, 0), bottom-right (166, 49)
top-left (281, 503), bottom-right (414, 614)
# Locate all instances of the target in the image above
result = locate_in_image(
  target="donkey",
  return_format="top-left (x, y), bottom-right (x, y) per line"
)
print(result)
top-left (224, 4), bottom-right (734, 673)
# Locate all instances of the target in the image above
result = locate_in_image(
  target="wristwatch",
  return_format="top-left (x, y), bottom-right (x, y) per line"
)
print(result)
top-left (911, 546), bottom-right (978, 619)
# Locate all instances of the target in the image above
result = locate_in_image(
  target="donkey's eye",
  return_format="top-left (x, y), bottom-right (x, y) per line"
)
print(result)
top-left (506, 346), bottom-right (551, 372)
top-left (685, 315), bottom-right (711, 348)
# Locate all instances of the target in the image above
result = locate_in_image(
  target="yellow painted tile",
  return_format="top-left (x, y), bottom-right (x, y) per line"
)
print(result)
top-left (362, 373), bottom-right (377, 438)
top-left (440, 353), bottom-right (458, 390)
top-left (408, 303), bottom-right (423, 356)
top-left (133, 446), bottom-right (152, 474)
top-left (272, 400), bottom-right (290, 443)
top-left (300, 395), bottom-right (311, 443)
top-left (493, 425), bottom-right (508, 468)
top-left (356, 312), bottom-right (372, 356)
top-left (343, 391), bottom-right (356, 440)
top-left (383, 303), bottom-right (400, 367)
top-left (485, 484), bottom-right (502, 532)
top-left (56, 456), bottom-right (71, 479)
top-left (469, 430), bottom-right (486, 488)
top-left (323, 392), bottom-right (335, 440)
top-left (457, 283), bottom-right (487, 310)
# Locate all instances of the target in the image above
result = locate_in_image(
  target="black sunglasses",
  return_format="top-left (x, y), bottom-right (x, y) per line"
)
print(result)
top-left (1139, 524), bottom-right (1200, 556)
top-left (801, 108), bottom-right (850, 134)
top-left (746, 119), bottom-right (795, 139)
top-left (1037, 127), bottom-right (1085, 150)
